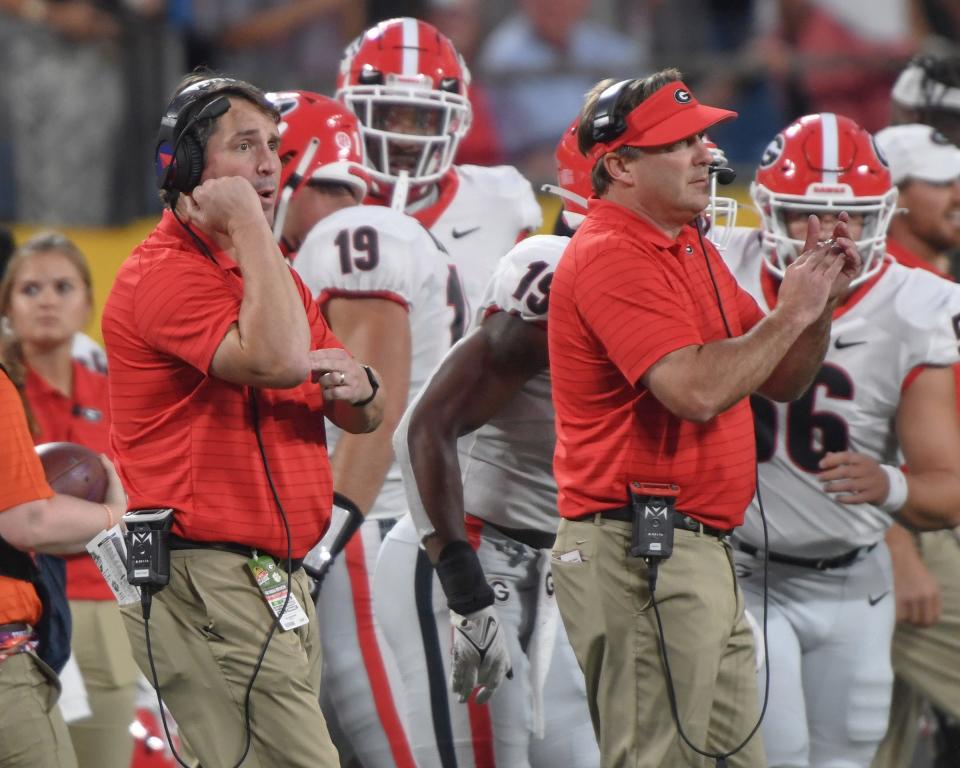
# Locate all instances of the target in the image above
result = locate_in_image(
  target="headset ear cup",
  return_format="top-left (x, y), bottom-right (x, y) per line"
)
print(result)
top-left (173, 132), bottom-right (204, 193)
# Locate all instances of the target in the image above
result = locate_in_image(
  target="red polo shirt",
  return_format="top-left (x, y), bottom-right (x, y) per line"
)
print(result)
top-left (25, 362), bottom-right (112, 600)
top-left (548, 199), bottom-right (765, 528)
top-left (0, 373), bottom-right (51, 626)
top-left (102, 211), bottom-right (342, 560)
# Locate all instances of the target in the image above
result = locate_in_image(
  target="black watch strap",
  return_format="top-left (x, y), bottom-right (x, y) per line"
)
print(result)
top-left (351, 364), bottom-right (380, 408)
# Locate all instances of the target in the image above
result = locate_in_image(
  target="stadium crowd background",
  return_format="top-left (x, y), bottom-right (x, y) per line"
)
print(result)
top-left (0, 0), bottom-right (951, 346)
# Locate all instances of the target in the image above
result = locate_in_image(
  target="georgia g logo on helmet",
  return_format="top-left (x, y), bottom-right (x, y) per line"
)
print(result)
top-left (759, 134), bottom-right (785, 168)
top-left (674, 88), bottom-right (692, 104)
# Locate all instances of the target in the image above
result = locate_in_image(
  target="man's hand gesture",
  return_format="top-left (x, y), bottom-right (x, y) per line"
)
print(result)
top-left (778, 212), bottom-right (862, 328)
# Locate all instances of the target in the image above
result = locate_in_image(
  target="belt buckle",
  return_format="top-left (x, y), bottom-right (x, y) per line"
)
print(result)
top-left (680, 515), bottom-right (698, 533)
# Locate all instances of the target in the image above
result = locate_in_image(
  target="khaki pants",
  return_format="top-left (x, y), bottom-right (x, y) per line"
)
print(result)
top-left (0, 651), bottom-right (77, 768)
top-left (873, 531), bottom-right (960, 767)
top-left (120, 549), bottom-right (339, 768)
top-left (67, 600), bottom-right (139, 768)
top-left (552, 516), bottom-right (765, 768)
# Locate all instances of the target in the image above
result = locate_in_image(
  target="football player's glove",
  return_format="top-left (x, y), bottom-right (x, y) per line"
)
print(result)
top-left (449, 605), bottom-right (512, 704)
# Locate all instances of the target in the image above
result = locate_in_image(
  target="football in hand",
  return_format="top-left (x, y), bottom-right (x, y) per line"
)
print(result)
top-left (36, 442), bottom-right (108, 503)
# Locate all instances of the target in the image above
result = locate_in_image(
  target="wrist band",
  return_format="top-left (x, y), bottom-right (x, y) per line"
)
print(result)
top-left (879, 465), bottom-right (908, 514)
top-left (102, 504), bottom-right (114, 530)
top-left (435, 540), bottom-right (495, 615)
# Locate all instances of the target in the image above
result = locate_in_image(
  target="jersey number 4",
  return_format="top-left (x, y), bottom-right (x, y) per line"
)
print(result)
top-left (751, 363), bottom-right (853, 472)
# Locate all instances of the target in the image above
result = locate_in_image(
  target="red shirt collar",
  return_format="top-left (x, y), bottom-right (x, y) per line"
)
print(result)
top-left (157, 210), bottom-right (240, 273)
top-left (585, 197), bottom-right (679, 249)
top-left (886, 237), bottom-right (952, 279)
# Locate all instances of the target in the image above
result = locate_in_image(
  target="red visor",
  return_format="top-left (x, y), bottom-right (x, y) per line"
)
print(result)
top-left (588, 82), bottom-right (737, 160)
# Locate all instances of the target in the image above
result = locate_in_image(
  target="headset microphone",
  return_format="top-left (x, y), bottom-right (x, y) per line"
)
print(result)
top-left (709, 164), bottom-right (737, 186)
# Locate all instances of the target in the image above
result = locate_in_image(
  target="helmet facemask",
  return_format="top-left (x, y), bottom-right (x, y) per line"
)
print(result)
top-left (338, 78), bottom-right (471, 206)
top-left (753, 182), bottom-right (898, 286)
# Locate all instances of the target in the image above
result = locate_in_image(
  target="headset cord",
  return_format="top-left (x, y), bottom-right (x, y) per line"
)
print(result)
top-left (642, 223), bottom-right (772, 766)
top-left (645, 472), bottom-right (771, 766)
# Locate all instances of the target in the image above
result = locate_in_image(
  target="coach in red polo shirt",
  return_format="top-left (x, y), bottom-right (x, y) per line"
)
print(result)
top-left (547, 68), bottom-right (862, 767)
top-left (102, 73), bottom-right (384, 768)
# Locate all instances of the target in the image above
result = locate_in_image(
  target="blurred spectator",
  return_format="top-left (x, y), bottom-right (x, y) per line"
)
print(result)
top-left (776, 0), bottom-right (917, 132)
top-left (0, 0), bottom-right (124, 226)
top-left (891, 55), bottom-right (960, 146)
top-left (642, 0), bottom-right (786, 167)
top-left (477, 0), bottom-right (643, 183)
top-left (113, 0), bottom-right (184, 222)
top-left (189, 0), bottom-right (365, 95)
top-left (424, 0), bottom-right (504, 166)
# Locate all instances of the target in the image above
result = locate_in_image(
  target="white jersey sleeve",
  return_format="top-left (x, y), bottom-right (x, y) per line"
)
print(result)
top-left (893, 266), bottom-right (960, 368)
top-left (476, 234), bottom-right (568, 325)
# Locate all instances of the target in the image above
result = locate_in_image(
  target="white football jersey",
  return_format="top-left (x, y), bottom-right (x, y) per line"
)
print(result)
top-left (460, 235), bottom-right (565, 533)
top-left (294, 205), bottom-right (454, 520)
top-left (725, 228), bottom-right (960, 556)
top-left (410, 164), bottom-right (542, 336)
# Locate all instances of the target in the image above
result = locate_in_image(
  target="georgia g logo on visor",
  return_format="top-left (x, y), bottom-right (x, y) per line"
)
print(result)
top-left (674, 88), bottom-right (692, 104)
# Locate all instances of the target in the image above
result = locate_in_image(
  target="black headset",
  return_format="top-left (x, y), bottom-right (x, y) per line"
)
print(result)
top-left (155, 78), bottom-right (236, 195)
top-left (591, 79), bottom-right (635, 143)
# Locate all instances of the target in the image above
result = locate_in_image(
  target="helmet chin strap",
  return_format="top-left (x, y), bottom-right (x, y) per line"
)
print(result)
top-left (390, 170), bottom-right (411, 212)
top-left (272, 137), bottom-right (320, 244)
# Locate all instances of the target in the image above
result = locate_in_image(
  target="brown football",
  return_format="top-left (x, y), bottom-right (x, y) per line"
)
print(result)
top-left (36, 442), bottom-right (108, 503)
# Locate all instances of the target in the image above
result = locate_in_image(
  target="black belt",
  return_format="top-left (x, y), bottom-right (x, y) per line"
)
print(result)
top-left (588, 506), bottom-right (731, 539)
top-left (736, 541), bottom-right (877, 571)
top-left (168, 534), bottom-right (303, 572)
top-left (486, 521), bottom-right (556, 550)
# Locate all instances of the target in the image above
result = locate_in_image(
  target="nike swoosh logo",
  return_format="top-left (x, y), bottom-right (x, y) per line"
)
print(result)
top-left (452, 226), bottom-right (481, 239)
top-left (834, 338), bottom-right (867, 350)
top-left (868, 591), bottom-right (890, 606)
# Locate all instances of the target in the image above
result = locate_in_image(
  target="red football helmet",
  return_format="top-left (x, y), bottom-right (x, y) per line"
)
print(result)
top-left (268, 90), bottom-right (368, 241)
top-left (703, 135), bottom-right (738, 251)
top-left (541, 117), bottom-right (592, 229)
top-left (336, 17), bottom-right (472, 206)
top-left (751, 113), bottom-right (897, 285)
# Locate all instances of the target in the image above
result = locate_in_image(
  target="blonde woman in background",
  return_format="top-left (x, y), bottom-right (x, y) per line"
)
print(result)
top-left (0, 232), bottom-right (137, 768)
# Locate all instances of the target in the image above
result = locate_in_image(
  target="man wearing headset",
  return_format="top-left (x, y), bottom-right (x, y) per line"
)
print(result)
top-left (547, 68), bottom-right (861, 767)
top-left (101, 73), bottom-right (385, 768)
